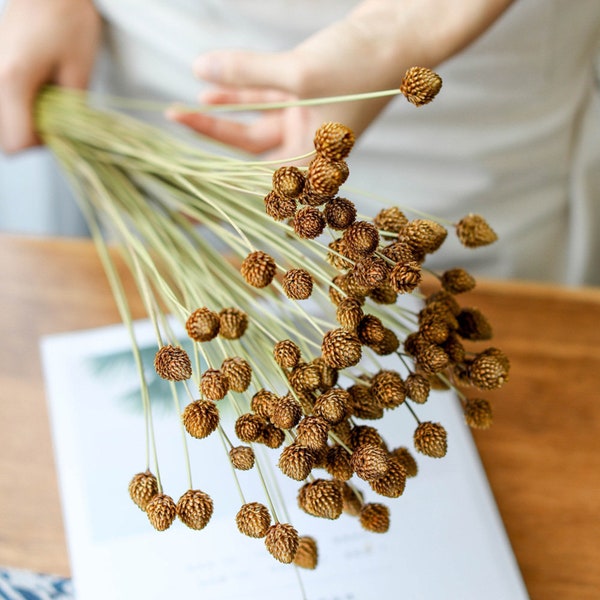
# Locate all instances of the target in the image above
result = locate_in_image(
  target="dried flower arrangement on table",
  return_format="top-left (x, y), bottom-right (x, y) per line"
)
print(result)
top-left (36, 67), bottom-right (508, 570)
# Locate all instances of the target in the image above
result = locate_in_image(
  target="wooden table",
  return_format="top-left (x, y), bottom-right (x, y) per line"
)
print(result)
top-left (1, 234), bottom-right (599, 599)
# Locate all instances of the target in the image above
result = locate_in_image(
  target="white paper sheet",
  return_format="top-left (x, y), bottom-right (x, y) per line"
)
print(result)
top-left (41, 320), bottom-right (529, 600)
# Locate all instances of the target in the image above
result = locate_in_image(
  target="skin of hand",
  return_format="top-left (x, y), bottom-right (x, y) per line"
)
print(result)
top-left (0, 0), bottom-right (102, 153)
top-left (168, 0), bottom-right (515, 160)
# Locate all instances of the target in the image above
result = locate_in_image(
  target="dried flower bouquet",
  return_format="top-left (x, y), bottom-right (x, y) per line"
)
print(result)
top-left (36, 67), bottom-right (507, 570)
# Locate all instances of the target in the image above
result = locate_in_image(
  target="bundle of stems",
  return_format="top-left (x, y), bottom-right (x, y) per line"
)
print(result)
top-left (35, 68), bottom-right (508, 570)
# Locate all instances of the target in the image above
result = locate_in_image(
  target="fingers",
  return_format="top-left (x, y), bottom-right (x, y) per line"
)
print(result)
top-left (199, 86), bottom-right (292, 107)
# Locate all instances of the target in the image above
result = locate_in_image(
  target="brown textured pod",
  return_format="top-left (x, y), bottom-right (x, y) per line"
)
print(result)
top-left (325, 445), bottom-right (353, 481)
top-left (278, 442), bottom-right (315, 481)
top-left (235, 413), bottom-right (265, 443)
top-left (415, 342), bottom-right (450, 375)
top-left (352, 257), bottom-right (390, 289)
top-left (441, 268), bottom-right (476, 294)
top-left (457, 307), bottom-right (493, 341)
top-left (250, 388), bottom-right (277, 419)
top-left (220, 357), bottom-right (252, 393)
top-left (369, 328), bottom-right (401, 356)
top-left (314, 388), bottom-right (350, 425)
top-left (400, 66), bottom-right (443, 106)
top-left (405, 372), bottom-right (431, 404)
top-left (218, 307), bottom-right (248, 339)
top-left (313, 122), bottom-right (355, 161)
top-left (154, 345), bottom-right (192, 381)
top-left (265, 523), bottom-right (299, 564)
top-left (311, 356), bottom-right (339, 391)
top-left (282, 268), bottom-right (314, 300)
top-left (418, 314), bottom-right (451, 345)
top-left (324, 196), bottom-right (357, 230)
top-left (400, 218), bottom-right (448, 254)
top-left (357, 314), bottom-right (386, 345)
top-left (257, 423), bottom-right (286, 449)
top-left (128, 471), bottom-right (158, 511)
top-left (272, 165), bottom-right (305, 199)
top-left (420, 300), bottom-right (460, 331)
top-left (298, 479), bottom-right (343, 520)
top-left (273, 339), bottom-right (301, 369)
top-left (341, 482), bottom-right (364, 516)
top-left (370, 370), bottom-right (406, 409)
top-left (200, 368), bottom-right (229, 401)
top-left (380, 240), bottom-right (424, 265)
top-left (351, 443), bottom-right (389, 481)
top-left (182, 399), bottom-right (220, 439)
top-left (294, 536), bottom-right (319, 570)
top-left (468, 351), bottom-right (510, 390)
top-left (296, 415), bottom-right (330, 452)
top-left (414, 421), bottom-right (448, 458)
top-left (229, 445), bottom-right (256, 470)
top-left (146, 493), bottom-right (177, 531)
top-left (425, 289), bottom-right (461, 315)
top-left (456, 213), bottom-right (498, 248)
top-left (374, 206), bottom-right (409, 233)
top-left (389, 261), bottom-right (422, 294)
top-left (368, 457), bottom-right (407, 498)
top-left (390, 446), bottom-right (419, 478)
top-left (336, 297), bottom-right (364, 331)
top-left (289, 362), bottom-right (322, 393)
top-left (327, 238), bottom-right (354, 271)
top-left (271, 394), bottom-right (303, 430)
top-left (293, 206), bottom-right (326, 239)
top-left (349, 425), bottom-right (386, 450)
top-left (307, 155), bottom-right (346, 197)
top-left (359, 502), bottom-right (390, 533)
top-left (443, 332), bottom-right (466, 364)
top-left (241, 250), bottom-right (277, 288)
top-left (369, 282), bottom-right (398, 305)
top-left (464, 397), bottom-right (494, 429)
top-left (342, 220), bottom-right (380, 257)
top-left (176, 489), bottom-right (214, 530)
top-left (264, 190), bottom-right (297, 221)
top-left (321, 328), bottom-right (362, 369)
top-left (236, 502), bottom-right (271, 538)
top-left (348, 383), bottom-right (383, 420)
top-left (186, 307), bottom-right (220, 342)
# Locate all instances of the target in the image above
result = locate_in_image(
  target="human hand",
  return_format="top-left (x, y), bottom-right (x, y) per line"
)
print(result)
top-left (0, 0), bottom-right (102, 153)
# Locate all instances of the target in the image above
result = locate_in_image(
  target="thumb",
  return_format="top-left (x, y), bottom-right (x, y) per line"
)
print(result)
top-left (193, 50), bottom-right (296, 92)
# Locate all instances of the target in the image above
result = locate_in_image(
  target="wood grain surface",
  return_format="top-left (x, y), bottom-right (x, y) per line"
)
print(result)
top-left (1, 234), bottom-right (599, 599)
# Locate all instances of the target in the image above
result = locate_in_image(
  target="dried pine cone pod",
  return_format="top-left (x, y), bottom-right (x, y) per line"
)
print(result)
top-left (342, 220), bottom-right (380, 257)
top-left (357, 314), bottom-right (386, 345)
top-left (390, 447), bottom-right (419, 478)
top-left (441, 268), bottom-right (476, 294)
top-left (443, 332), bottom-right (466, 363)
top-left (348, 383), bottom-right (384, 420)
top-left (359, 502), bottom-right (390, 533)
top-left (236, 502), bottom-right (271, 538)
top-left (218, 307), bottom-right (248, 339)
top-left (298, 479), bottom-right (343, 520)
top-left (426, 289), bottom-right (461, 315)
top-left (265, 523), bottom-right (299, 564)
top-left (311, 356), bottom-right (339, 391)
top-left (289, 362), bottom-right (322, 393)
top-left (400, 66), bottom-right (443, 106)
top-left (313, 122), bottom-right (355, 161)
top-left (294, 536), bottom-right (318, 570)
top-left (400, 218), bottom-right (448, 254)
top-left (341, 482), bottom-right (364, 516)
top-left (349, 425), bottom-right (386, 450)
top-left (414, 421), bottom-right (448, 458)
top-left (154, 345), bottom-right (192, 381)
top-left (381, 240), bottom-right (424, 265)
top-left (273, 339), bottom-right (301, 369)
top-left (272, 165), bottom-right (305, 199)
top-left (374, 206), bottom-right (409, 233)
top-left (307, 155), bottom-right (346, 197)
top-left (241, 250), bottom-right (277, 288)
top-left (327, 238), bottom-right (354, 271)
top-left (415, 342), bottom-right (450, 375)
top-left (336, 297), bottom-right (364, 330)
top-left (296, 415), bottom-right (330, 452)
top-left (314, 388), bottom-right (350, 425)
top-left (369, 282), bottom-right (398, 305)
top-left (419, 314), bottom-right (451, 346)
top-left (352, 257), bottom-right (390, 289)
top-left (182, 399), bottom-right (220, 439)
top-left (464, 398), bottom-right (494, 429)
top-left (146, 493), bottom-right (177, 531)
top-left (220, 357), bottom-right (252, 393)
top-left (389, 261), bottom-right (422, 294)
top-left (457, 307), bottom-right (493, 341)
top-left (176, 489), bottom-right (214, 530)
top-left (468, 351), bottom-right (510, 390)
top-left (278, 443), bottom-right (315, 481)
top-left (369, 328), bottom-right (400, 356)
top-left (250, 388), bottom-right (277, 419)
top-left (200, 368), bottom-right (229, 401)
top-left (405, 372), bottom-right (431, 404)
top-left (264, 190), bottom-right (297, 221)
top-left (229, 445), bottom-right (255, 470)
top-left (257, 423), bottom-right (286, 449)
top-left (321, 328), bottom-right (362, 369)
top-left (324, 196), bottom-right (357, 230)
top-left (282, 268), bottom-right (313, 300)
top-left (235, 413), bottom-right (265, 443)
top-left (368, 457), bottom-right (407, 498)
top-left (325, 445), bottom-right (353, 481)
top-left (186, 308), bottom-right (220, 342)
top-left (293, 206), bottom-right (326, 239)
top-left (271, 394), bottom-right (303, 430)
top-left (351, 443), bottom-right (389, 481)
top-left (128, 471), bottom-right (158, 511)
top-left (456, 213), bottom-right (498, 248)
top-left (370, 370), bottom-right (406, 409)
